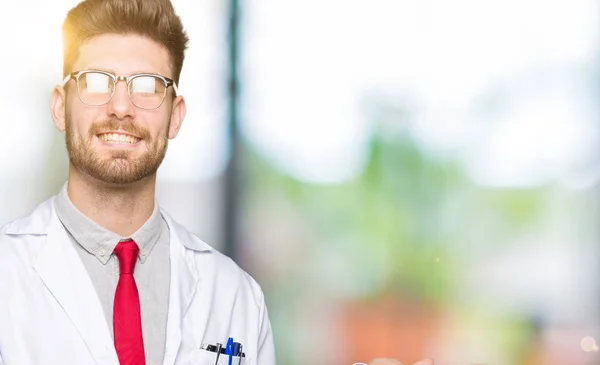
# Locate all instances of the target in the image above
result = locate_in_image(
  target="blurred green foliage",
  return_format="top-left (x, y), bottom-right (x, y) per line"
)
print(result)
top-left (245, 126), bottom-right (549, 302)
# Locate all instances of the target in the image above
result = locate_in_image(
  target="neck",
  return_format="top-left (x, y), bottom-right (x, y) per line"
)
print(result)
top-left (66, 166), bottom-right (156, 237)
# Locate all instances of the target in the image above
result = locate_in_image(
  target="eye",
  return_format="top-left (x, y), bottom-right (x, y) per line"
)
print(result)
top-left (81, 72), bottom-right (112, 93)
top-left (131, 76), bottom-right (161, 94)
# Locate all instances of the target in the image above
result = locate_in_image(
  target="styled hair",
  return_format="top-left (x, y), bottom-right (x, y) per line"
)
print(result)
top-left (62, 0), bottom-right (189, 84)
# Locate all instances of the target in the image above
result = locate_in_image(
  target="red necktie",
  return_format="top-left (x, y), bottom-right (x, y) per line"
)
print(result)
top-left (113, 240), bottom-right (146, 365)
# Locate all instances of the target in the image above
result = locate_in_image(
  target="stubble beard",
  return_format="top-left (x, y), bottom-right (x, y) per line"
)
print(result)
top-left (65, 114), bottom-right (170, 185)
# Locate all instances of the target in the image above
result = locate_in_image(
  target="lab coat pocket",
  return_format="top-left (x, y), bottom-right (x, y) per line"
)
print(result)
top-left (197, 349), bottom-right (248, 365)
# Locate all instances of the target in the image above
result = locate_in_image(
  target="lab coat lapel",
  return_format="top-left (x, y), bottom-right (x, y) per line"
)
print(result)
top-left (162, 224), bottom-right (202, 365)
top-left (33, 215), bottom-right (118, 364)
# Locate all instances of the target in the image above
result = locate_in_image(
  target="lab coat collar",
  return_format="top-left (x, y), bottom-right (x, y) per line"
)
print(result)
top-left (160, 209), bottom-right (213, 253)
top-left (6, 197), bottom-right (214, 253)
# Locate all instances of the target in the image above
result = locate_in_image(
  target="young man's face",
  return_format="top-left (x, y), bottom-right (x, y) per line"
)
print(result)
top-left (51, 33), bottom-right (186, 185)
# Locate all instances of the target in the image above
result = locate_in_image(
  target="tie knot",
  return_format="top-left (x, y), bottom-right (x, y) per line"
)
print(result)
top-left (114, 240), bottom-right (139, 275)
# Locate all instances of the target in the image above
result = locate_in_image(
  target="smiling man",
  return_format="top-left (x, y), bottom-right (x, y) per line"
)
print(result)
top-left (0, 0), bottom-right (275, 364)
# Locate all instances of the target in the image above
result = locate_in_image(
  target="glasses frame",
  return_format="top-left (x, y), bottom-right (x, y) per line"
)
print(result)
top-left (62, 69), bottom-right (179, 110)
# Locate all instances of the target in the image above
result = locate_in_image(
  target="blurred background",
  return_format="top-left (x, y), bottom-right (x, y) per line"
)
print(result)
top-left (2, 0), bottom-right (600, 364)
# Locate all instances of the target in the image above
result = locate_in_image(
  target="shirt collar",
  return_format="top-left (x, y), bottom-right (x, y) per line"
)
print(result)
top-left (54, 183), bottom-right (164, 264)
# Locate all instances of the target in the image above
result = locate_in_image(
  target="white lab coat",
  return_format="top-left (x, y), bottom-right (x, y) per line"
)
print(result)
top-left (0, 196), bottom-right (276, 365)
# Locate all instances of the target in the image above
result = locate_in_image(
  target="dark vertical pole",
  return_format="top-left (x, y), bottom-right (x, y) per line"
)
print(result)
top-left (222, 0), bottom-right (241, 260)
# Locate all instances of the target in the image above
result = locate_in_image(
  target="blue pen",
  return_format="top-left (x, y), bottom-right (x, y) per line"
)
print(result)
top-left (225, 337), bottom-right (234, 365)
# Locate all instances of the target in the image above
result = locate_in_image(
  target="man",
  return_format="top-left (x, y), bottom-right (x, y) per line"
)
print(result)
top-left (0, 0), bottom-right (432, 364)
top-left (0, 0), bottom-right (273, 364)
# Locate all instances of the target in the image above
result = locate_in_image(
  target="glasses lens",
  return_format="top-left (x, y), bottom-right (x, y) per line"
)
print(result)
top-left (129, 75), bottom-right (167, 109)
top-left (78, 72), bottom-right (114, 106)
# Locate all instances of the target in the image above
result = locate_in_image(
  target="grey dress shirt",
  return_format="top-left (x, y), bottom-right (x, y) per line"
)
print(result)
top-left (54, 184), bottom-right (170, 365)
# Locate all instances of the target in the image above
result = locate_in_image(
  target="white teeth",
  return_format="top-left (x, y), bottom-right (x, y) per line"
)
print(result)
top-left (99, 133), bottom-right (140, 144)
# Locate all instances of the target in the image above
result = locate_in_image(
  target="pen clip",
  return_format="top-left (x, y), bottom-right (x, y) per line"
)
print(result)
top-left (214, 343), bottom-right (222, 365)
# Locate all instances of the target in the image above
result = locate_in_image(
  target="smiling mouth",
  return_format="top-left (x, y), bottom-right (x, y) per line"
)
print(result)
top-left (97, 132), bottom-right (141, 144)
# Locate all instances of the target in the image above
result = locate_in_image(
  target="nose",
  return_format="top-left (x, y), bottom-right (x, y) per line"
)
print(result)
top-left (106, 79), bottom-right (136, 120)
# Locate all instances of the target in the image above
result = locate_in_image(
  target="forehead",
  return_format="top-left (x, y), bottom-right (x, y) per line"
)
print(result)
top-left (72, 34), bottom-right (172, 78)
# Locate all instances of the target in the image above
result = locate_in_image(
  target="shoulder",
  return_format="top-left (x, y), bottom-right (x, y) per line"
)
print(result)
top-left (161, 208), bottom-right (267, 308)
top-left (0, 197), bottom-right (56, 238)
top-left (0, 196), bottom-right (56, 271)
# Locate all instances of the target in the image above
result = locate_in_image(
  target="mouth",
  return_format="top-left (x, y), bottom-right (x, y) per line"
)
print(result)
top-left (97, 132), bottom-right (141, 145)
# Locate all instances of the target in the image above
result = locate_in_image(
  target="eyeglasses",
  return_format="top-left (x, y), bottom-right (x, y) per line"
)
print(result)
top-left (62, 70), bottom-right (178, 110)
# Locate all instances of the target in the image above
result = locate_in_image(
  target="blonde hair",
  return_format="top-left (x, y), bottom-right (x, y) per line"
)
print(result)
top-left (62, 0), bottom-right (189, 84)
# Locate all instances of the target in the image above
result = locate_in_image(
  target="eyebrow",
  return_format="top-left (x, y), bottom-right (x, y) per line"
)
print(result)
top-left (83, 67), bottom-right (116, 74)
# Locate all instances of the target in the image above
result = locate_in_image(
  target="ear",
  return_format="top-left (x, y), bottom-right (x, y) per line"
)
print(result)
top-left (168, 95), bottom-right (186, 139)
top-left (50, 86), bottom-right (67, 132)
